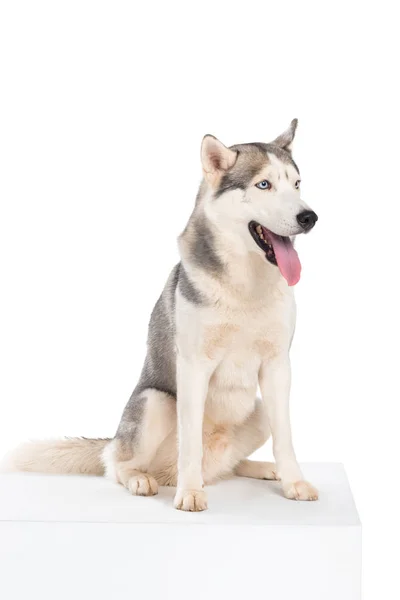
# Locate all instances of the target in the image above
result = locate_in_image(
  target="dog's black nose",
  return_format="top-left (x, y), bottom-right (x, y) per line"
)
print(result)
top-left (296, 210), bottom-right (318, 232)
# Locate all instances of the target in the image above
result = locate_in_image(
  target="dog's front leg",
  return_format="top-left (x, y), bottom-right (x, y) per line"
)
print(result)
top-left (259, 354), bottom-right (319, 501)
top-left (173, 356), bottom-right (212, 512)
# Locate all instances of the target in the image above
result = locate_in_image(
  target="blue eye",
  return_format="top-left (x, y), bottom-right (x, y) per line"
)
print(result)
top-left (256, 180), bottom-right (271, 190)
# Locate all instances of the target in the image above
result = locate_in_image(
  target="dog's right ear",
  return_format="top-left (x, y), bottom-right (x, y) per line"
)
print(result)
top-left (201, 135), bottom-right (238, 187)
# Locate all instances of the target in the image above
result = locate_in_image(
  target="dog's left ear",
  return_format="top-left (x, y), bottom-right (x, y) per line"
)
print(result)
top-left (201, 135), bottom-right (238, 187)
top-left (272, 119), bottom-right (298, 153)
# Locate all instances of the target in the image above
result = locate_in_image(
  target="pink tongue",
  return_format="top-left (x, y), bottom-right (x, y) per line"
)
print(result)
top-left (263, 228), bottom-right (301, 286)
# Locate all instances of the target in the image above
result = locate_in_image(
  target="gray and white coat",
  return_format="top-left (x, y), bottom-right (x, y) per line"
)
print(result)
top-left (5, 120), bottom-right (319, 511)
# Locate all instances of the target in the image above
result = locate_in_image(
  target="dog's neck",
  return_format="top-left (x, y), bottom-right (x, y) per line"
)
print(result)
top-left (178, 188), bottom-right (286, 307)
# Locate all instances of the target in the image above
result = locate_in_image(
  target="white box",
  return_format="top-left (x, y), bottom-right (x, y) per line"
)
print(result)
top-left (0, 463), bottom-right (361, 600)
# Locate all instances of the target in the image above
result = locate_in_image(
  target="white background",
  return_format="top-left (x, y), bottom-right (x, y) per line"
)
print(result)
top-left (0, 2), bottom-right (398, 597)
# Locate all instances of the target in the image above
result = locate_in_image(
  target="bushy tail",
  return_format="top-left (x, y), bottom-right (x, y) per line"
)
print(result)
top-left (1, 438), bottom-right (111, 475)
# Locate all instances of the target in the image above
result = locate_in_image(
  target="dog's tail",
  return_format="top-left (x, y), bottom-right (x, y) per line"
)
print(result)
top-left (1, 438), bottom-right (111, 475)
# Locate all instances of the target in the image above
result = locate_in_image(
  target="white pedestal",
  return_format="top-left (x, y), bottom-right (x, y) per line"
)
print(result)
top-left (0, 463), bottom-right (361, 600)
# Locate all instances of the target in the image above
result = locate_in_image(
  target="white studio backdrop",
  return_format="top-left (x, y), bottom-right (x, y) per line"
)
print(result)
top-left (0, 2), bottom-right (398, 598)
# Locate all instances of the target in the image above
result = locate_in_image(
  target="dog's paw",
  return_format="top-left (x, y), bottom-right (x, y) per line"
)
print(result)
top-left (261, 462), bottom-right (280, 480)
top-left (282, 480), bottom-right (319, 501)
top-left (128, 473), bottom-right (158, 496)
top-left (174, 489), bottom-right (208, 512)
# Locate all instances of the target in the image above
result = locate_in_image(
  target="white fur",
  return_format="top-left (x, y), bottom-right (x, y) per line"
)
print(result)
top-left (101, 439), bottom-right (118, 481)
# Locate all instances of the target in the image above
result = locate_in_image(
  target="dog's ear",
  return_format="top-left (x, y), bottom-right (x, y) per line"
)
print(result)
top-left (201, 135), bottom-right (238, 187)
top-left (272, 119), bottom-right (298, 153)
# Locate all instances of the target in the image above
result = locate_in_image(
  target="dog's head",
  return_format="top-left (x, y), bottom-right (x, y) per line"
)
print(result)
top-left (200, 120), bottom-right (317, 286)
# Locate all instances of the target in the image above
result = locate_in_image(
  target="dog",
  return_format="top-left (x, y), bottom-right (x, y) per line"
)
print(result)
top-left (4, 119), bottom-right (319, 511)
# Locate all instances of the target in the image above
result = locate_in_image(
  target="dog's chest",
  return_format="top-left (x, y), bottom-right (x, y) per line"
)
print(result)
top-left (204, 304), bottom-right (290, 426)
top-left (206, 350), bottom-right (260, 425)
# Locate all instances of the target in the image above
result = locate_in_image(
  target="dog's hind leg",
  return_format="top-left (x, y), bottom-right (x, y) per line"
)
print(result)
top-left (235, 459), bottom-right (278, 480)
top-left (104, 389), bottom-right (176, 496)
top-left (233, 397), bottom-right (279, 481)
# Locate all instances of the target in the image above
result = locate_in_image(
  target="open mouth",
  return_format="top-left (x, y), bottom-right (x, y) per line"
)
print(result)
top-left (249, 222), bottom-right (278, 266)
top-left (248, 220), bottom-right (302, 286)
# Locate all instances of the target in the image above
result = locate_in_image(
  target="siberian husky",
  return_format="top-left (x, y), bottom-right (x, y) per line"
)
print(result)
top-left (5, 120), bottom-right (319, 511)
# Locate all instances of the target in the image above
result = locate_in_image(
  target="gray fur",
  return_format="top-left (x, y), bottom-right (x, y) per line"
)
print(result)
top-left (188, 213), bottom-right (223, 275)
top-left (214, 142), bottom-right (299, 200)
top-left (136, 266), bottom-right (178, 398)
top-left (116, 266), bottom-right (180, 443)
top-left (214, 144), bottom-right (267, 198)
top-left (264, 143), bottom-right (300, 172)
top-left (116, 394), bottom-right (146, 447)
top-left (178, 264), bottom-right (205, 305)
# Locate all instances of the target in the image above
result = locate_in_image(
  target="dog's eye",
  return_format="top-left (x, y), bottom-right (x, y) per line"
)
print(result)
top-left (295, 180), bottom-right (301, 189)
top-left (256, 180), bottom-right (271, 190)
